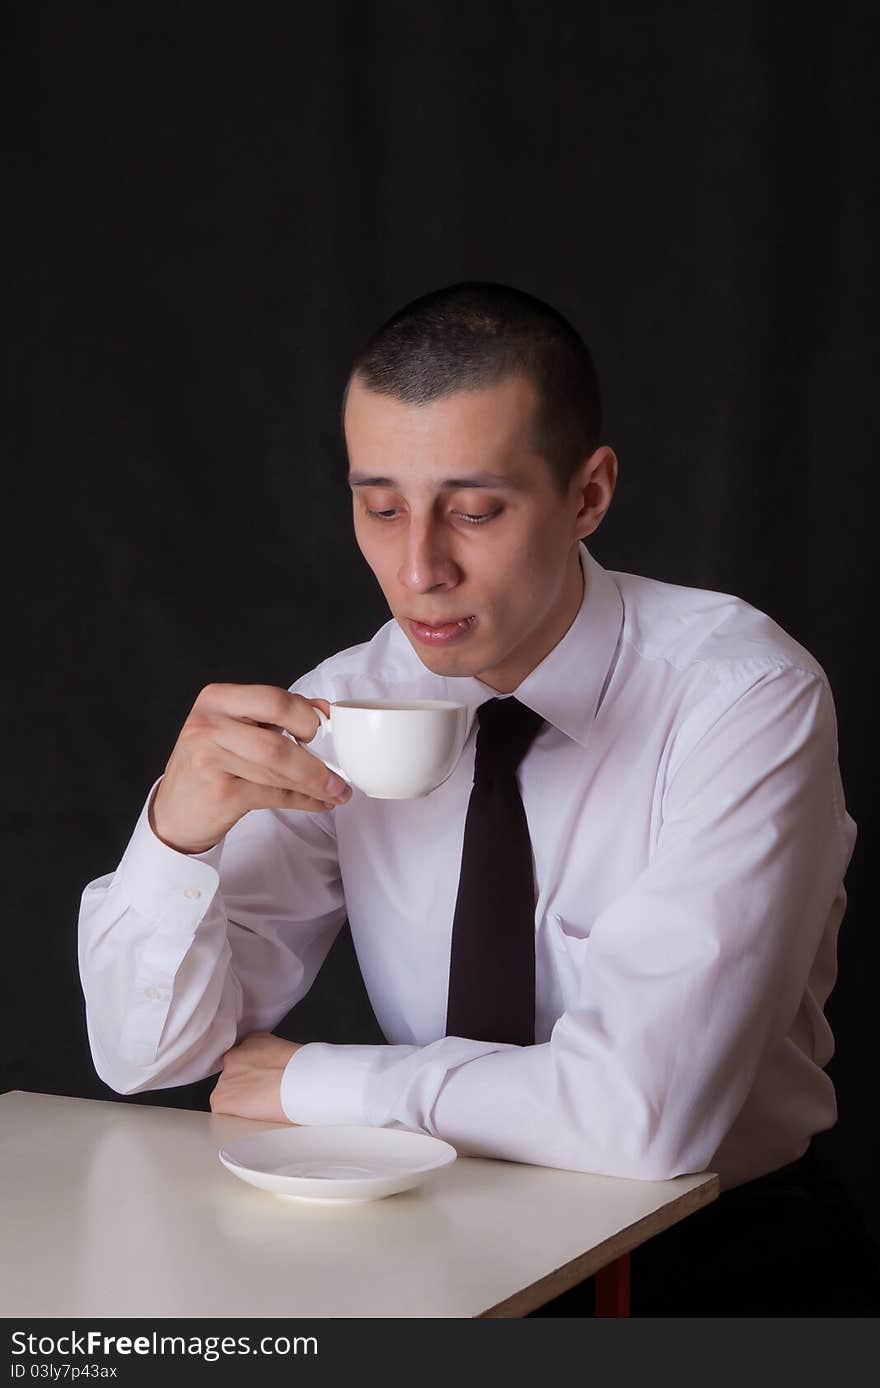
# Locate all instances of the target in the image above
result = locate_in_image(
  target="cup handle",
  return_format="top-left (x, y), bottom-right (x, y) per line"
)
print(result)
top-left (287, 708), bottom-right (350, 786)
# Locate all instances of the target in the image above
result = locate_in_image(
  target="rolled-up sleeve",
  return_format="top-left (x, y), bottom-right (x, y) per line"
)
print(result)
top-left (281, 665), bottom-right (856, 1180)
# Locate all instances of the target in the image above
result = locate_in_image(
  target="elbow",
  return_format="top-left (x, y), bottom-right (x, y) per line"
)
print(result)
top-left (97, 1075), bottom-right (148, 1098)
top-left (603, 1153), bottom-right (704, 1182)
top-left (559, 1104), bottom-right (716, 1183)
top-left (89, 1048), bottom-right (218, 1098)
top-left (88, 1042), bottom-right (160, 1097)
top-left (85, 1021), bottom-right (190, 1097)
top-left (81, 1004), bottom-right (158, 1095)
top-left (598, 1129), bottom-right (716, 1183)
top-left (85, 1019), bottom-right (225, 1097)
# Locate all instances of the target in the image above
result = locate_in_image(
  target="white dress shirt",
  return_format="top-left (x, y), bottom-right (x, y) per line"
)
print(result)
top-left (78, 541), bottom-right (857, 1190)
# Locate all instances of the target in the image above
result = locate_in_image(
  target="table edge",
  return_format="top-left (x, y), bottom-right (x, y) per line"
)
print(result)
top-left (478, 1172), bottom-right (720, 1317)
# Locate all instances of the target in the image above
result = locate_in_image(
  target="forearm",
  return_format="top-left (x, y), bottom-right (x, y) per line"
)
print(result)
top-left (78, 777), bottom-right (347, 1094)
top-left (280, 1030), bottom-right (726, 1182)
top-left (78, 841), bottom-right (241, 1094)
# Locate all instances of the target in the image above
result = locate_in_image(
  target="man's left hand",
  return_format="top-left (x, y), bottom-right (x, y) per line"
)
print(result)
top-left (209, 1031), bottom-right (303, 1122)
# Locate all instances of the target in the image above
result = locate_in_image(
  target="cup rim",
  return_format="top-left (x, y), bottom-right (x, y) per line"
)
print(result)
top-left (331, 700), bottom-right (466, 712)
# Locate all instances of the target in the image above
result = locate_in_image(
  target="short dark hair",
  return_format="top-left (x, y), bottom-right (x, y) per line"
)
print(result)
top-left (341, 281), bottom-right (602, 496)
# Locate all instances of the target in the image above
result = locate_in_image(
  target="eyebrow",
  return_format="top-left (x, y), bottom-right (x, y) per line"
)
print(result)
top-left (347, 471), bottom-right (525, 491)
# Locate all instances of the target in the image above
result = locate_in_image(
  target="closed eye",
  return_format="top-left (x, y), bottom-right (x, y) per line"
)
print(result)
top-left (366, 509), bottom-right (501, 526)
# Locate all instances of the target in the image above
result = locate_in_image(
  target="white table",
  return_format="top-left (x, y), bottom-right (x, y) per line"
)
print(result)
top-left (0, 1091), bottom-right (718, 1318)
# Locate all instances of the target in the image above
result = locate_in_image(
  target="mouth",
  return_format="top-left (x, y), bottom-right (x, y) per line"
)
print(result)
top-left (407, 615), bottom-right (477, 645)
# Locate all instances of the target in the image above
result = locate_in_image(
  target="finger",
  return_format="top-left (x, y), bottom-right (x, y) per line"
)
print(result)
top-left (198, 684), bottom-right (326, 741)
top-left (302, 698), bottom-right (331, 725)
top-left (208, 713), bottom-right (348, 803)
top-left (253, 696), bottom-right (328, 741)
top-left (214, 747), bottom-right (342, 814)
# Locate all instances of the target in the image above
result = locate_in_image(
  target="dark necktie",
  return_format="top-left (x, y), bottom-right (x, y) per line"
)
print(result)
top-left (445, 696), bottom-right (546, 1046)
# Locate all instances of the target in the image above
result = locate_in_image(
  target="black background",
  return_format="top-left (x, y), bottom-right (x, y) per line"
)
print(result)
top-left (4, 1), bottom-right (878, 1259)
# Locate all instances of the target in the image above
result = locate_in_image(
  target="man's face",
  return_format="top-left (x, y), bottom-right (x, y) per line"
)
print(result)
top-left (343, 372), bottom-right (615, 692)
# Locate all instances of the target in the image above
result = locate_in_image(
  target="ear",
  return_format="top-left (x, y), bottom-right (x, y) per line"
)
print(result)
top-left (573, 447), bottom-right (618, 538)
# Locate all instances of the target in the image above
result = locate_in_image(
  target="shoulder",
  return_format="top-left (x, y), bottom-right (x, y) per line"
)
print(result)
top-left (605, 565), bottom-right (839, 772)
top-left (611, 565), bottom-right (829, 689)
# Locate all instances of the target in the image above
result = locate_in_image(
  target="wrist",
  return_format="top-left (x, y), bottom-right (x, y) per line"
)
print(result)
top-left (148, 785), bottom-right (219, 856)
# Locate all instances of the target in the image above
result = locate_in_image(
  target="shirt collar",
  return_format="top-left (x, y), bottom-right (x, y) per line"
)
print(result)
top-left (391, 541), bottom-right (625, 749)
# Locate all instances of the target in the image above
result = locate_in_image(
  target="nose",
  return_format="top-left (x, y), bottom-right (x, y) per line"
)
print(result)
top-left (396, 515), bottom-right (462, 595)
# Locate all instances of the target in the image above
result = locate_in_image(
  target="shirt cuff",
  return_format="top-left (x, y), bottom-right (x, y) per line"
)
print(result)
top-left (279, 1035), bottom-right (518, 1131)
top-left (280, 1042), bottom-right (418, 1126)
top-left (114, 775), bottom-right (225, 916)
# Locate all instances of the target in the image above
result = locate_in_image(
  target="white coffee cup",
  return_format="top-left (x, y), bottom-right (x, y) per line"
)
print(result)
top-left (291, 699), bottom-right (469, 799)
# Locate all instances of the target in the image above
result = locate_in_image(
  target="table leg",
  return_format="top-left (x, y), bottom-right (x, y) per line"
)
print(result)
top-left (594, 1253), bottom-right (631, 1316)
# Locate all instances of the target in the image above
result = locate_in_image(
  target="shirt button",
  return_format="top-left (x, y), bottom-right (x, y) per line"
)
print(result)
top-left (144, 987), bottom-right (164, 1001)
top-left (183, 887), bottom-right (201, 899)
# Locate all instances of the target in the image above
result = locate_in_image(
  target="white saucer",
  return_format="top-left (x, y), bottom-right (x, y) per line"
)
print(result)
top-left (218, 1124), bottom-right (457, 1203)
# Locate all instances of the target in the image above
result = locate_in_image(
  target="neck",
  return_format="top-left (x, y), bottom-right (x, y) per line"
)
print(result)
top-left (478, 546), bottom-right (586, 694)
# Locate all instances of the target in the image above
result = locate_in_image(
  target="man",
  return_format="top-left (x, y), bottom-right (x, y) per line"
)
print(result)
top-left (78, 281), bottom-right (872, 1313)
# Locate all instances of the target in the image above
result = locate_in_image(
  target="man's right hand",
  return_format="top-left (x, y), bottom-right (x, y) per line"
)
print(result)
top-left (149, 684), bottom-right (352, 854)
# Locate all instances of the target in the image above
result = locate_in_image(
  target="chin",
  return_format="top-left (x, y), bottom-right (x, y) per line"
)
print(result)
top-left (402, 634), bottom-right (479, 676)
top-left (408, 641), bottom-right (460, 668)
